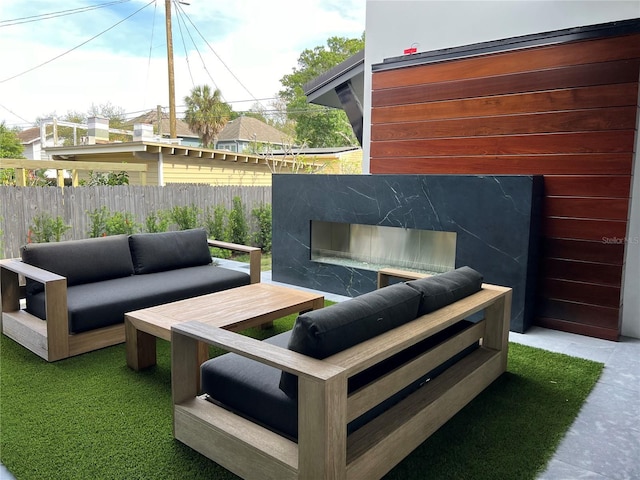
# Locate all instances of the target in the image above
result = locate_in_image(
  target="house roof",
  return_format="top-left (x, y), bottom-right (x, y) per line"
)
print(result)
top-left (269, 146), bottom-right (361, 156)
top-left (217, 116), bottom-right (290, 144)
top-left (43, 140), bottom-right (318, 166)
top-left (126, 110), bottom-right (198, 139)
top-left (303, 50), bottom-right (365, 146)
top-left (17, 127), bottom-right (42, 145)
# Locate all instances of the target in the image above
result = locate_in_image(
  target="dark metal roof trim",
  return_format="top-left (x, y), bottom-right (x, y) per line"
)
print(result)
top-left (373, 18), bottom-right (640, 72)
top-left (304, 49), bottom-right (365, 96)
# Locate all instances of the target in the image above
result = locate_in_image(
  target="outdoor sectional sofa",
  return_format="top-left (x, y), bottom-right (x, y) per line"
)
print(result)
top-left (0, 228), bottom-right (261, 361)
top-left (171, 266), bottom-right (512, 480)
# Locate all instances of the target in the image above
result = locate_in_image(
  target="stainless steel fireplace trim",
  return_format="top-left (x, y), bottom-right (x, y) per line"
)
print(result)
top-left (311, 221), bottom-right (456, 274)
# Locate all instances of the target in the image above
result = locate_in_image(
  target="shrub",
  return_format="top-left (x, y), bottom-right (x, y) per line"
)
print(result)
top-left (29, 212), bottom-right (71, 243)
top-left (81, 171), bottom-right (129, 186)
top-left (226, 196), bottom-right (248, 245)
top-left (87, 206), bottom-right (110, 237)
top-left (87, 206), bottom-right (140, 236)
top-left (145, 210), bottom-right (171, 233)
top-left (105, 211), bottom-right (139, 235)
top-left (209, 247), bottom-right (232, 259)
top-left (170, 204), bottom-right (201, 230)
top-left (204, 205), bottom-right (228, 241)
top-left (251, 204), bottom-right (272, 253)
top-left (0, 169), bottom-right (15, 185)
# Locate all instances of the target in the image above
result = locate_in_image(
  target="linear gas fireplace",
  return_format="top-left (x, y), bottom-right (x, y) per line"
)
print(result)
top-left (272, 174), bottom-right (542, 333)
top-left (311, 221), bottom-right (456, 274)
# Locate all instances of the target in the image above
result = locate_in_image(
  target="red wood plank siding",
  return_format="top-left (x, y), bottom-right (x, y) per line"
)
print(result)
top-left (370, 32), bottom-right (640, 340)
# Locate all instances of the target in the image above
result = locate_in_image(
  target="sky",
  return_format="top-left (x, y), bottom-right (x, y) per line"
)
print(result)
top-left (0, 0), bottom-right (366, 130)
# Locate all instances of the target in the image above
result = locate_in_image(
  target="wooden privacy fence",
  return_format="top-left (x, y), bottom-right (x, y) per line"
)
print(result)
top-left (0, 185), bottom-right (271, 259)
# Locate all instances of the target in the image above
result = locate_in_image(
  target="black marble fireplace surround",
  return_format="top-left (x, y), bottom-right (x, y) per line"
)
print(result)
top-left (272, 174), bottom-right (542, 333)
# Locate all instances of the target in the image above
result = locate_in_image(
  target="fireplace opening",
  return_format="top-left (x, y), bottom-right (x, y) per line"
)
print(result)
top-left (311, 221), bottom-right (456, 274)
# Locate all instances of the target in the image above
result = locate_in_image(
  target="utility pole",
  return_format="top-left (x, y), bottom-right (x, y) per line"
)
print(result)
top-left (165, 0), bottom-right (177, 139)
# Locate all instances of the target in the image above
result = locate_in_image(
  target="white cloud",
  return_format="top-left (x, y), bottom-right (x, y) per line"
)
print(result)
top-left (0, 0), bottom-right (365, 128)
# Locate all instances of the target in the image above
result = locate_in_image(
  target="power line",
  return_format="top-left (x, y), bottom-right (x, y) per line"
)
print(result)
top-left (143, 1), bottom-right (160, 108)
top-left (173, 2), bottom-right (220, 94)
top-left (0, 0), bottom-right (155, 84)
top-left (0, 0), bottom-right (133, 27)
top-left (0, 103), bottom-right (31, 124)
top-left (173, 1), bottom-right (263, 109)
top-left (172, 4), bottom-right (195, 89)
top-left (1, 2), bottom-right (336, 128)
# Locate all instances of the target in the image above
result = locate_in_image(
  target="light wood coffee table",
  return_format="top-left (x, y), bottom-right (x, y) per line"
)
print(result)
top-left (125, 283), bottom-right (324, 371)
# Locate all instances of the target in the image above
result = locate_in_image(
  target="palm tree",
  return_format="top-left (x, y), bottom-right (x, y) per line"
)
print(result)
top-left (183, 85), bottom-right (232, 148)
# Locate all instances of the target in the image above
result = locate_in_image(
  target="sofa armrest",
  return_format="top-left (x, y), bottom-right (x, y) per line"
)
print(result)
top-left (171, 320), bottom-right (346, 405)
top-left (173, 321), bottom-right (343, 378)
top-left (207, 239), bottom-right (261, 284)
top-left (377, 267), bottom-right (431, 288)
top-left (171, 321), bottom-right (349, 478)
top-left (0, 258), bottom-right (70, 361)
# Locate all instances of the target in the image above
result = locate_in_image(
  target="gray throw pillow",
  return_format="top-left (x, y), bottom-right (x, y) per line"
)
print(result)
top-left (22, 235), bottom-right (134, 295)
top-left (128, 228), bottom-right (212, 274)
top-left (405, 266), bottom-right (483, 316)
top-left (279, 282), bottom-right (421, 398)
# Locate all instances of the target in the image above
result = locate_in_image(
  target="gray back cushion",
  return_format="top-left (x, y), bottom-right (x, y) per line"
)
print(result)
top-left (279, 282), bottom-right (421, 398)
top-left (405, 266), bottom-right (484, 316)
top-left (22, 235), bottom-right (134, 295)
top-left (128, 228), bottom-right (212, 274)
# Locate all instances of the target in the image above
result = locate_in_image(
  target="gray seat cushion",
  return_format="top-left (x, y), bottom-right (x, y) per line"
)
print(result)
top-left (26, 265), bottom-right (250, 333)
top-left (201, 332), bottom-right (298, 439)
top-left (201, 320), bottom-right (478, 441)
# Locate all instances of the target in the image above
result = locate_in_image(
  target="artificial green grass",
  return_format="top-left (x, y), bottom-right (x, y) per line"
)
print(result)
top-left (1, 310), bottom-right (603, 480)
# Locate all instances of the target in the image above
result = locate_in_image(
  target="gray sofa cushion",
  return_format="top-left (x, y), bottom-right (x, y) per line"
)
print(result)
top-left (201, 331), bottom-right (298, 439)
top-left (21, 235), bottom-right (134, 295)
top-left (25, 264), bottom-right (250, 333)
top-left (406, 266), bottom-right (484, 316)
top-left (129, 228), bottom-right (212, 275)
top-left (279, 282), bottom-right (421, 398)
top-left (201, 320), bottom-right (478, 440)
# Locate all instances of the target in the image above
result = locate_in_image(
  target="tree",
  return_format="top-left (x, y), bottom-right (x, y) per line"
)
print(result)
top-left (183, 85), bottom-right (232, 148)
top-left (0, 122), bottom-right (25, 158)
top-left (279, 34), bottom-right (364, 147)
top-left (267, 96), bottom-right (296, 137)
top-left (88, 102), bottom-right (126, 128)
top-left (232, 103), bottom-right (268, 124)
top-left (36, 103), bottom-right (128, 145)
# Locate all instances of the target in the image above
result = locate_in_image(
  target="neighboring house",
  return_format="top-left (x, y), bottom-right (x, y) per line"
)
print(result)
top-left (216, 116), bottom-right (291, 153)
top-left (305, 1), bottom-right (640, 340)
top-left (44, 141), bottom-right (323, 187)
top-left (126, 110), bottom-right (200, 146)
top-left (17, 127), bottom-right (55, 160)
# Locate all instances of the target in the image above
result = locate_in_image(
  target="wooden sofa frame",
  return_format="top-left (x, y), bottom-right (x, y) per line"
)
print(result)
top-left (171, 270), bottom-right (512, 480)
top-left (0, 239), bottom-right (261, 362)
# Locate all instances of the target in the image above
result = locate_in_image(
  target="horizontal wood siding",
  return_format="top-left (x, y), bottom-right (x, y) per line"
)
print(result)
top-left (162, 158), bottom-right (274, 186)
top-left (370, 32), bottom-right (640, 340)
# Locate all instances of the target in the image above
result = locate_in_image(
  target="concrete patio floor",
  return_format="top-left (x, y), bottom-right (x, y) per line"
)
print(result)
top-left (2, 266), bottom-right (638, 479)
